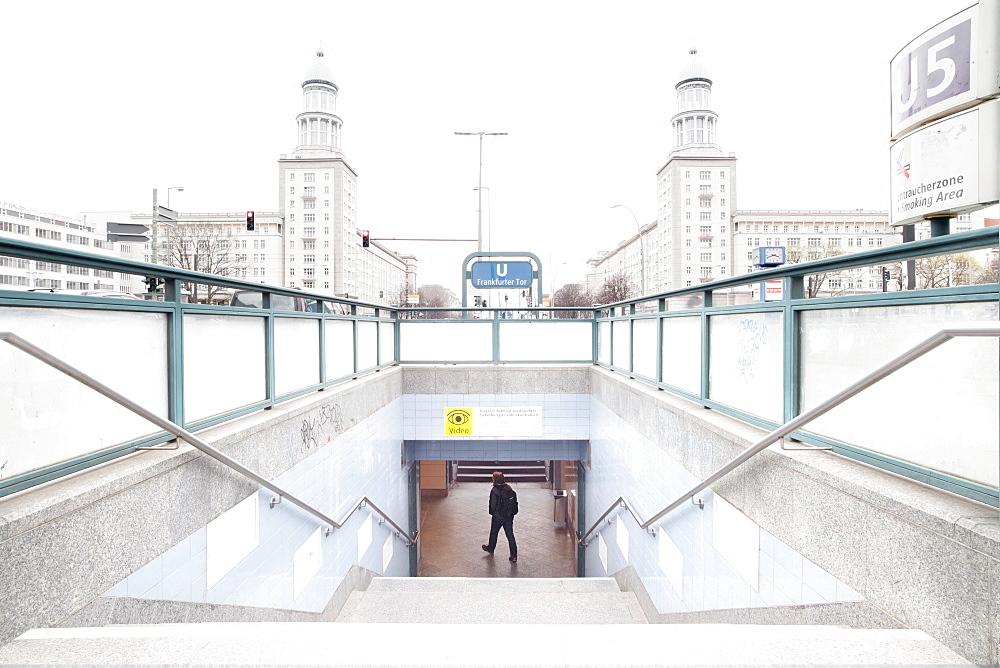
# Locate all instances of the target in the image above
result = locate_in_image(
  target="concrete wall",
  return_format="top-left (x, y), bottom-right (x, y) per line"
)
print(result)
top-left (587, 366), bottom-right (1000, 665)
top-left (0, 368), bottom-right (405, 646)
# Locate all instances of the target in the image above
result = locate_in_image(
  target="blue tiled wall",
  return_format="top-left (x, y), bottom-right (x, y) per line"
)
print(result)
top-left (105, 398), bottom-right (410, 613)
top-left (585, 397), bottom-right (864, 613)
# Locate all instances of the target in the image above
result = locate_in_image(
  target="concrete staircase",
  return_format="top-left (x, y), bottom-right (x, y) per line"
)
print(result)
top-left (0, 577), bottom-right (971, 665)
top-left (455, 459), bottom-right (547, 483)
top-left (337, 576), bottom-right (647, 624)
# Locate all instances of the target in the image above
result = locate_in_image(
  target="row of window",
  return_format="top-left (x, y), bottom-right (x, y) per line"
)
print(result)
top-left (744, 237), bottom-right (885, 248)
top-left (738, 223), bottom-right (887, 233)
top-left (288, 172), bottom-right (331, 182)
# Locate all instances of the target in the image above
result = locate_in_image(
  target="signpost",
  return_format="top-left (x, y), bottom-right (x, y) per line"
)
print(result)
top-left (889, 0), bottom-right (1000, 228)
top-left (461, 252), bottom-right (542, 308)
top-left (106, 222), bottom-right (151, 244)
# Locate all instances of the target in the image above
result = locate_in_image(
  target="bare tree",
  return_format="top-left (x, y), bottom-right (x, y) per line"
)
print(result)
top-left (553, 282), bottom-right (593, 319)
top-left (914, 252), bottom-right (996, 289)
top-left (595, 271), bottom-right (631, 305)
top-left (160, 224), bottom-right (247, 303)
top-left (786, 244), bottom-right (847, 298)
top-left (417, 284), bottom-right (458, 319)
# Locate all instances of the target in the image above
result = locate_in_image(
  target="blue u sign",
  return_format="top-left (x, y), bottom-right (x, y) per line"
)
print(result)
top-left (471, 261), bottom-right (532, 288)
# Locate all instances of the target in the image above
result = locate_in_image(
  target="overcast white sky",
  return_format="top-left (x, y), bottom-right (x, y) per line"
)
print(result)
top-left (0, 0), bottom-right (977, 291)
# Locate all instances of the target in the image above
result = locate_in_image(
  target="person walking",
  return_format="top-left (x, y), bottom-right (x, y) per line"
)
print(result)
top-left (482, 471), bottom-right (518, 562)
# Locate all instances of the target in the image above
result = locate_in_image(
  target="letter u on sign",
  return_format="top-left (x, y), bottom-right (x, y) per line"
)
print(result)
top-left (495, 263), bottom-right (508, 277)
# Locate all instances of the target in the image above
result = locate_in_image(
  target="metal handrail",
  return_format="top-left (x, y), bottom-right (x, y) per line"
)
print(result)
top-left (579, 323), bottom-right (1000, 546)
top-left (0, 332), bottom-right (416, 547)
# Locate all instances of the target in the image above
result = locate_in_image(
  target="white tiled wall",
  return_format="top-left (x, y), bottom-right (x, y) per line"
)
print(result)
top-left (403, 393), bottom-right (589, 440)
top-left (105, 398), bottom-right (410, 613)
top-left (585, 397), bottom-right (863, 613)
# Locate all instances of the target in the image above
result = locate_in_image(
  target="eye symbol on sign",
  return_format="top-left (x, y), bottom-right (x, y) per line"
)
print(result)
top-left (446, 409), bottom-right (471, 426)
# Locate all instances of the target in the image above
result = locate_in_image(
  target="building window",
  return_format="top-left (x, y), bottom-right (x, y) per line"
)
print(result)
top-left (700, 212), bottom-right (711, 221)
top-left (304, 201), bottom-right (315, 209)
top-left (304, 254), bottom-right (315, 263)
top-left (700, 253), bottom-right (711, 262)
top-left (788, 237), bottom-right (800, 246)
top-left (304, 173), bottom-right (315, 182)
top-left (700, 267), bottom-right (711, 277)
top-left (699, 199), bottom-right (711, 208)
top-left (720, 184), bottom-right (725, 192)
top-left (685, 253), bottom-right (691, 261)
top-left (699, 225), bottom-right (711, 235)
top-left (685, 212), bottom-right (691, 220)
top-left (303, 227), bottom-right (315, 236)
top-left (325, 173), bottom-right (330, 180)
top-left (685, 239), bottom-right (691, 247)
top-left (719, 170), bottom-right (725, 178)
top-left (289, 200), bottom-right (295, 208)
top-left (685, 226), bottom-right (691, 233)
top-left (829, 238), bottom-right (842, 247)
top-left (699, 171), bottom-right (711, 180)
top-left (720, 212), bottom-right (726, 220)
top-left (684, 171), bottom-right (690, 178)
top-left (808, 237), bottom-right (821, 246)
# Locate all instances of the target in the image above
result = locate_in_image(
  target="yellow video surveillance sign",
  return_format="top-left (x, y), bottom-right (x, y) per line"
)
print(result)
top-left (444, 407), bottom-right (473, 435)
top-left (444, 406), bottom-right (542, 436)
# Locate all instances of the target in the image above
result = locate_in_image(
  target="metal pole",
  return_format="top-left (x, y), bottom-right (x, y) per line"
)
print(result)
top-left (610, 205), bottom-right (646, 296)
top-left (151, 188), bottom-right (158, 265)
top-left (477, 134), bottom-right (483, 253)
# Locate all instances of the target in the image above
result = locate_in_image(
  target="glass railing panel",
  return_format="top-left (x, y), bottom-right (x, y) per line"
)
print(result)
top-left (1, 307), bottom-right (168, 478)
top-left (398, 321), bottom-right (493, 362)
top-left (800, 301), bottom-right (999, 486)
top-left (275, 318), bottom-right (320, 395)
top-left (357, 320), bottom-right (378, 370)
top-left (661, 315), bottom-right (701, 393)
top-left (598, 321), bottom-right (611, 364)
top-left (325, 320), bottom-right (354, 379)
top-left (497, 320), bottom-right (591, 361)
top-left (612, 320), bottom-right (630, 370)
top-left (708, 311), bottom-right (784, 422)
top-left (184, 314), bottom-right (266, 422)
top-left (632, 318), bottom-right (657, 379)
top-left (379, 321), bottom-right (395, 364)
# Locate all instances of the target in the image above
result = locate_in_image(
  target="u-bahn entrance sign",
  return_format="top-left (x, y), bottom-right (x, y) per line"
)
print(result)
top-left (462, 252), bottom-right (541, 308)
top-left (889, 0), bottom-right (1000, 226)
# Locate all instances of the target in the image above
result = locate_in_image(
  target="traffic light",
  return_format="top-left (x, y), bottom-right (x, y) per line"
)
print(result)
top-left (361, 230), bottom-right (370, 247)
top-left (882, 267), bottom-right (891, 281)
top-left (144, 276), bottom-right (160, 292)
top-left (246, 211), bottom-right (255, 231)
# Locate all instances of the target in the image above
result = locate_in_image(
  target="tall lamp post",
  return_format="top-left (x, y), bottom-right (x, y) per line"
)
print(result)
top-left (473, 186), bottom-right (490, 251)
top-left (610, 204), bottom-right (646, 297)
top-left (455, 131), bottom-right (507, 252)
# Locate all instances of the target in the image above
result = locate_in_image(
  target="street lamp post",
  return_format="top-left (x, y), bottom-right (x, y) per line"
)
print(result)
top-left (610, 204), bottom-right (646, 297)
top-left (455, 131), bottom-right (507, 252)
top-left (473, 186), bottom-right (490, 251)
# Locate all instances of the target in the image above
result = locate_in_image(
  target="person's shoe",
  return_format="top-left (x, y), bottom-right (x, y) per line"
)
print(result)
top-left (509, 556), bottom-right (517, 563)
top-left (481, 545), bottom-right (493, 553)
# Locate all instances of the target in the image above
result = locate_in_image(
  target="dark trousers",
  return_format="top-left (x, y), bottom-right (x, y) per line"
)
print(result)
top-left (486, 514), bottom-right (516, 558)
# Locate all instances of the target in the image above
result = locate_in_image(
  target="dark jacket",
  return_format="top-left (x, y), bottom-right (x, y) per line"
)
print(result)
top-left (488, 483), bottom-right (518, 519)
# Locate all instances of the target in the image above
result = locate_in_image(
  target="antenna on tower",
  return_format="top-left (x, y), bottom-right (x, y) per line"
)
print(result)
top-left (317, 45), bottom-right (324, 59)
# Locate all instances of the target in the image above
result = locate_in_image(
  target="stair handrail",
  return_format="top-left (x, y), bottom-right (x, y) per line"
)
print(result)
top-left (0, 332), bottom-right (416, 547)
top-left (579, 323), bottom-right (1000, 547)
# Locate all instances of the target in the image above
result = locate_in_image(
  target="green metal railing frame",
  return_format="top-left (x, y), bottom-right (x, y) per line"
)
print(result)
top-left (594, 226), bottom-right (1000, 506)
top-left (0, 238), bottom-right (398, 496)
top-left (1, 227), bottom-right (997, 503)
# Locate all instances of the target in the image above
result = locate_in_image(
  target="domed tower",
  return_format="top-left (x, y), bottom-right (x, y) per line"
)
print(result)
top-left (671, 48), bottom-right (719, 149)
top-left (278, 49), bottom-right (359, 300)
top-left (295, 48), bottom-right (343, 157)
top-left (653, 47), bottom-right (737, 293)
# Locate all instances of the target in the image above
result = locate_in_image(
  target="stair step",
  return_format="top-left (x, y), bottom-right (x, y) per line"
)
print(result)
top-left (0, 623), bottom-right (971, 665)
top-left (347, 576), bottom-right (641, 624)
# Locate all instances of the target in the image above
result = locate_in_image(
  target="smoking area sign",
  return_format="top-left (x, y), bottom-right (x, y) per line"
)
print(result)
top-left (471, 261), bottom-right (532, 289)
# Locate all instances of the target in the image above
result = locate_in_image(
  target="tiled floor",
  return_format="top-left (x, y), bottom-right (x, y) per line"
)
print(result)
top-left (418, 482), bottom-right (578, 578)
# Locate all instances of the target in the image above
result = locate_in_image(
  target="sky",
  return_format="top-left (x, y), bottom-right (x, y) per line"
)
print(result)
top-left (0, 0), bottom-right (978, 292)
